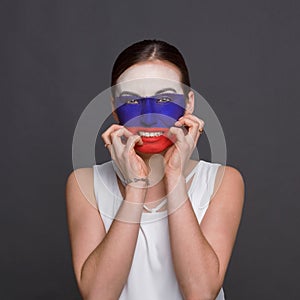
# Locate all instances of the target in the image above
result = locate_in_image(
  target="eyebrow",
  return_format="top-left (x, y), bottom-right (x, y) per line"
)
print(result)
top-left (119, 91), bottom-right (140, 97)
top-left (155, 88), bottom-right (177, 95)
top-left (119, 87), bottom-right (177, 97)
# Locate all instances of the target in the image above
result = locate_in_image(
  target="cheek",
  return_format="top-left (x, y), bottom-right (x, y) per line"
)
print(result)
top-left (115, 106), bottom-right (141, 125)
top-left (115, 100), bottom-right (186, 127)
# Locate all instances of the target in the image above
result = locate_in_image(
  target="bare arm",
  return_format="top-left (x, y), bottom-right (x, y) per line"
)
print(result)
top-left (66, 125), bottom-right (150, 299)
top-left (163, 113), bottom-right (245, 300)
top-left (66, 168), bottom-right (147, 300)
top-left (166, 166), bottom-right (244, 300)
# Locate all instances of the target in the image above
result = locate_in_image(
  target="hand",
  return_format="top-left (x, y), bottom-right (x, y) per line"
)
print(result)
top-left (101, 124), bottom-right (149, 188)
top-left (164, 114), bottom-right (205, 180)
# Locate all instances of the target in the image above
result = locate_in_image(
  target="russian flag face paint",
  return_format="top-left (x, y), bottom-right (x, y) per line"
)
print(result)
top-left (114, 93), bottom-right (186, 153)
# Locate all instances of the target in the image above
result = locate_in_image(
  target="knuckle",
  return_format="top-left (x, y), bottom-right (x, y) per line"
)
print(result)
top-left (111, 129), bottom-right (120, 138)
top-left (172, 127), bottom-right (181, 135)
top-left (101, 133), bottom-right (106, 140)
top-left (123, 127), bottom-right (133, 134)
top-left (112, 124), bottom-right (122, 129)
top-left (127, 135), bottom-right (137, 142)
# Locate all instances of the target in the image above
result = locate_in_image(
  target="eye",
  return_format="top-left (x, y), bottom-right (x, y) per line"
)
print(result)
top-left (126, 98), bottom-right (140, 104)
top-left (156, 96), bottom-right (172, 103)
top-left (117, 96), bottom-right (140, 104)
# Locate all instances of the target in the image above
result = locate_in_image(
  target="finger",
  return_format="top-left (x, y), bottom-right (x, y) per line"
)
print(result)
top-left (124, 135), bottom-right (143, 153)
top-left (101, 124), bottom-right (124, 146)
top-left (178, 114), bottom-right (204, 124)
top-left (178, 115), bottom-right (205, 128)
top-left (101, 125), bottom-right (125, 160)
top-left (177, 115), bottom-right (204, 140)
top-left (164, 144), bottom-right (175, 162)
top-left (168, 126), bottom-right (186, 144)
top-left (175, 117), bottom-right (199, 141)
top-left (171, 121), bottom-right (199, 150)
top-left (102, 125), bottom-right (135, 146)
top-left (178, 114), bottom-right (205, 129)
top-left (110, 128), bottom-right (131, 156)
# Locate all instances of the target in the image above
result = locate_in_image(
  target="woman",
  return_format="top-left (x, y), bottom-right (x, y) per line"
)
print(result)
top-left (66, 39), bottom-right (244, 300)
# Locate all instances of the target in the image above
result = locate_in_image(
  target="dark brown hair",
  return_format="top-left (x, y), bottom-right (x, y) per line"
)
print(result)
top-left (111, 39), bottom-right (191, 95)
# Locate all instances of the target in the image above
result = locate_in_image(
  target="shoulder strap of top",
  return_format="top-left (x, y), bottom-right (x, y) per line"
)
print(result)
top-left (93, 161), bottom-right (116, 195)
top-left (207, 162), bottom-right (222, 198)
top-left (187, 160), bottom-right (222, 209)
top-left (93, 161), bottom-right (123, 220)
top-left (185, 160), bottom-right (202, 182)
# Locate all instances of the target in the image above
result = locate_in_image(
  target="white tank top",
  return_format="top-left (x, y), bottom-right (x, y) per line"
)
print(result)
top-left (93, 160), bottom-right (225, 300)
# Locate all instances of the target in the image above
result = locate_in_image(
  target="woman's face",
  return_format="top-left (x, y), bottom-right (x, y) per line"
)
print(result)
top-left (113, 60), bottom-right (194, 154)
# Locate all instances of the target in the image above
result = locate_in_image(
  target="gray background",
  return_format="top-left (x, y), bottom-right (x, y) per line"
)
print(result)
top-left (1, 0), bottom-right (299, 299)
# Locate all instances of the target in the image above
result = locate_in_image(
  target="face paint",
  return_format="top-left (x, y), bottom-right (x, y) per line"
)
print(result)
top-left (114, 93), bottom-right (186, 153)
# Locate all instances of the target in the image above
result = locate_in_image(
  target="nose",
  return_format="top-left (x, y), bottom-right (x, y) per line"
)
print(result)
top-left (140, 97), bottom-right (157, 127)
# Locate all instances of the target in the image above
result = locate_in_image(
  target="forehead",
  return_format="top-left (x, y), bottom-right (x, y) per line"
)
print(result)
top-left (115, 61), bottom-right (183, 96)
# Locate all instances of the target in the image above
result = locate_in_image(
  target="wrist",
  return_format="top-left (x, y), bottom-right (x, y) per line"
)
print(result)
top-left (125, 185), bottom-right (148, 203)
top-left (117, 199), bottom-right (144, 223)
top-left (165, 175), bottom-right (189, 213)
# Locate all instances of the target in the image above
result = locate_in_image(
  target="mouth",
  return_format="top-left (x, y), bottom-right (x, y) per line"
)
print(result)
top-left (138, 131), bottom-right (164, 137)
top-left (125, 127), bottom-right (175, 153)
top-left (127, 127), bottom-right (168, 137)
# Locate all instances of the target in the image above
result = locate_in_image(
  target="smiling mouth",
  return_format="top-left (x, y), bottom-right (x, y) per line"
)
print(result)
top-left (126, 127), bottom-right (169, 139)
top-left (138, 131), bottom-right (164, 137)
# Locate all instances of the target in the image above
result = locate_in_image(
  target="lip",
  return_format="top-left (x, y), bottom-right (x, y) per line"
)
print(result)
top-left (128, 127), bottom-right (169, 142)
top-left (126, 126), bottom-right (178, 145)
top-left (124, 127), bottom-right (177, 154)
top-left (140, 135), bottom-right (165, 143)
top-left (134, 134), bottom-right (174, 154)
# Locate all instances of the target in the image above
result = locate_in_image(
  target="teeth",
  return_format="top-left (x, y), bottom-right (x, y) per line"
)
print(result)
top-left (138, 131), bottom-right (164, 137)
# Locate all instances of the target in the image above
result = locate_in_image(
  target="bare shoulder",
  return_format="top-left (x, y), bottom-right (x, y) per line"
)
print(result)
top-left (65, 167), bottom-right (98, 210)
top-left (212, 164), bottom-right (245, 206)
